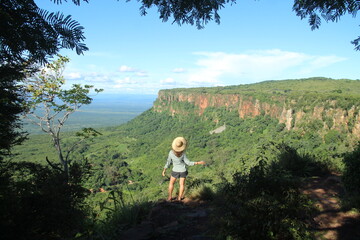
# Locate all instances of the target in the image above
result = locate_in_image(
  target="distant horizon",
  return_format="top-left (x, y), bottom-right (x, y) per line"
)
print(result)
top-left (22, 94), bottom-right (156, 135)
top-left (97, 76), bottom-right (360, 95)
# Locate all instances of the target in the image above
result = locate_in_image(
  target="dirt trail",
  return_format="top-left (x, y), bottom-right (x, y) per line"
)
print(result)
top-left (302, 173), bottom-right (360, 240)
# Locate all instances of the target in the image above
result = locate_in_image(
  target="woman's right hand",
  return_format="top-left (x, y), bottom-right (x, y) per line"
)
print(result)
top-left (162, 169), bottom-right (166, 177)
top-left (197, 161), bottom-right (206, 165)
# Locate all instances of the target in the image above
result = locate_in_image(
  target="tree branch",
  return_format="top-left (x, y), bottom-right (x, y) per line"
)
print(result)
top-left (46, 156), bottom-right (63, 172)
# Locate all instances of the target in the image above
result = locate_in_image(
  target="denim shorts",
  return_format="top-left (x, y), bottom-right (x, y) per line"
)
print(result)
top-left (171, 171), bottom-right (188, 178)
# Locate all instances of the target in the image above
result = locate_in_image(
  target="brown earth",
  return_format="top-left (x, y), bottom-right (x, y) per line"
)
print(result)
top-left (302, 173), bottom-right (360, 240)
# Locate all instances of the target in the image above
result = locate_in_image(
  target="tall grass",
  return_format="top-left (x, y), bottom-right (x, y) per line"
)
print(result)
top-left (82, 190), bottom-right (154, 240)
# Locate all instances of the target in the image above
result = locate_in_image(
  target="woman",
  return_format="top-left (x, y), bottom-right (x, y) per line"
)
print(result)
top-left (162, 137), bottom-right (206, 201)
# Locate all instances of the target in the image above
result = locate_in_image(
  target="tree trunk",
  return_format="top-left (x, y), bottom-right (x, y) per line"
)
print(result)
top-left (53, 136), bottom-right (69, 181)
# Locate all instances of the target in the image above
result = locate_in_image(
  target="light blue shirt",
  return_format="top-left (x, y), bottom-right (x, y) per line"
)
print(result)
top-left (164, 150), bottom-right (195, 172)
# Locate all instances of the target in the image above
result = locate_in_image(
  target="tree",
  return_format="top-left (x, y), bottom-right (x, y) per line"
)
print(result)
top-left (1, 0), bottom-right (88, 66)
top-left (23, 55), bottom-right (103, 178)
top-left (51, 0), bottom-right (360, 50)
top-left (0, 66), bottom-right (27, 159)
top-left (140, 0), bottom-right (360, 50)
top-left (293, 0), bottom-right (360, 50)
top-left (0, 0), bottom-right (88, 158)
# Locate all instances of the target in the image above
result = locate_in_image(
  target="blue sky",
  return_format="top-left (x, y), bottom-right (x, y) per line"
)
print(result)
top-left (35, 0), bottom-right (360, 95)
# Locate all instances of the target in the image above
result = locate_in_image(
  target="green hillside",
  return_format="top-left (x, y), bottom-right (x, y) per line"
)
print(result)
top-left (9, 77), bottom-right (360, 199)
top-left (5, 78), bottom-right (360, 239)
top-left (164, 77), bottom-right (360, 95)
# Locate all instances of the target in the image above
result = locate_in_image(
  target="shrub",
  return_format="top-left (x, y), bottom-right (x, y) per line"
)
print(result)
top-left (189, 184), bottom-right (215, 201)
top-left (342, 144), bottom-right (360, 201)
top-left (276, 144), bottom-right (329, 177)
top-left (86, 190), bottom-right (153, 240)
top-left (212, 157), bottom-right (314, 240)
top-left (0, 160), bottom-right (90, 240)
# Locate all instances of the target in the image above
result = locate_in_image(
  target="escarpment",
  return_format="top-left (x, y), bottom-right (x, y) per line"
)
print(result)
top-left (152, 78), bottom-right (360, 138)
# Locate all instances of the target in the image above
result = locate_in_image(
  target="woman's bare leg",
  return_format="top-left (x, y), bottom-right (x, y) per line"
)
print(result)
top-left (178, 177), bottom-right (186, 200)
top-left (168, 176), bottom-right (177, 200)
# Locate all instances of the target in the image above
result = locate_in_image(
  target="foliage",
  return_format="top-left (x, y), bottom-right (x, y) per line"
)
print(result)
top-left (26, 0), bottom-right (360, 51)
top-left (6, 78), bottom-right (360, 239)
top-left (22, 55), bottom-right (103, 178)
top-left (0, 66), bottom-right (27, 159)
top-left (188, 184), bottom-right (216, 201)
top-left (82, 190), bottom-right (153, 240)
top-left (51, 0), bottom-right (89, 6)
top-left (162, 78), bottom-right (360, 98)
top-left (138, 0), bottom-right (236, 29)
top-left (0, 0), bottom-right (87, 66)
top-left (10, 84), bottom-right (357, 198)
top-left (342, 143), bottom-right (360, 205)
top-left (212, 146), bottom-right (317, 240)
top-left (276, 144), bottom-right (330, 177)
top-left (0, 159), bottom-right (91, 240)
top-left (0, 0), bottom-right (88, 161)
top-left (139, 0), bottom-right (360, 50)
top-left (293, 0), bottom-right (360, 50)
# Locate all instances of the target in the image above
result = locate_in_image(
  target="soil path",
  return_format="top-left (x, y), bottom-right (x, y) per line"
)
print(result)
top-left (302, 173), bottom-right (360, 240)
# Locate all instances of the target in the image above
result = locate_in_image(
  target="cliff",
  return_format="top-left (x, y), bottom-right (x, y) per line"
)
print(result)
top-left (153, 78), bottom-right (360, 138)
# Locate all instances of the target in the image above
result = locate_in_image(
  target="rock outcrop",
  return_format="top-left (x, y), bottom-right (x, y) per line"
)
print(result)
top-left (153, 89), bottom-right (360, 138)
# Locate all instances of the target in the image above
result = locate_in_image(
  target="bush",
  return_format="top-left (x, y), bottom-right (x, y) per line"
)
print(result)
top-left (212, 152), bottom-right (315, 239)
top-left (188, 184), bottom-right (215, 201)
top-left (86, 190), bottom-right (153, 240)
top-left (0, 160), bottom-right (90, 240)
top-left (342, 143), bottom-right (360, 203)
top-left (276, 144), bottom-right (329, 177)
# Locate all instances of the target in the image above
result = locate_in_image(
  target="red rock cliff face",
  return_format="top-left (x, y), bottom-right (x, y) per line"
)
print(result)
top-left (153, 90), bottom-right (360, 138)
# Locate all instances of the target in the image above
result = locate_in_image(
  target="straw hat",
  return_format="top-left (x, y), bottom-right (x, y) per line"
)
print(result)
top-left (172, 137), bottom-right (187, 152)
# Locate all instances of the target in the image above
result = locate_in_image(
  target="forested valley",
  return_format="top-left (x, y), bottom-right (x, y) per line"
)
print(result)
top-left (2, 78), bottom-right (360, 240)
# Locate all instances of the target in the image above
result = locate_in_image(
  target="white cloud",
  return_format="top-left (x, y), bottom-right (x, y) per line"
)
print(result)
top-left (136, 71), bottom-right (149, 77)
top-left (62, 49), bottom-right (347, 94)
top-left (65, 72), bottom-right (82, 80)
top-left (161, 77), bottom-right (176, 85)
top-left (119, 65), bottom-right (136, 72)
top-left (183, 50), bottom-right (346, 86)
top-left (115, 77), bottom-right (136, 84)
top-left (83, 72), bottom-right (113, 83)
top-left (173, 68), bottom-right (186, 73)
top-left (298, 55), bottom-right (347, 74)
